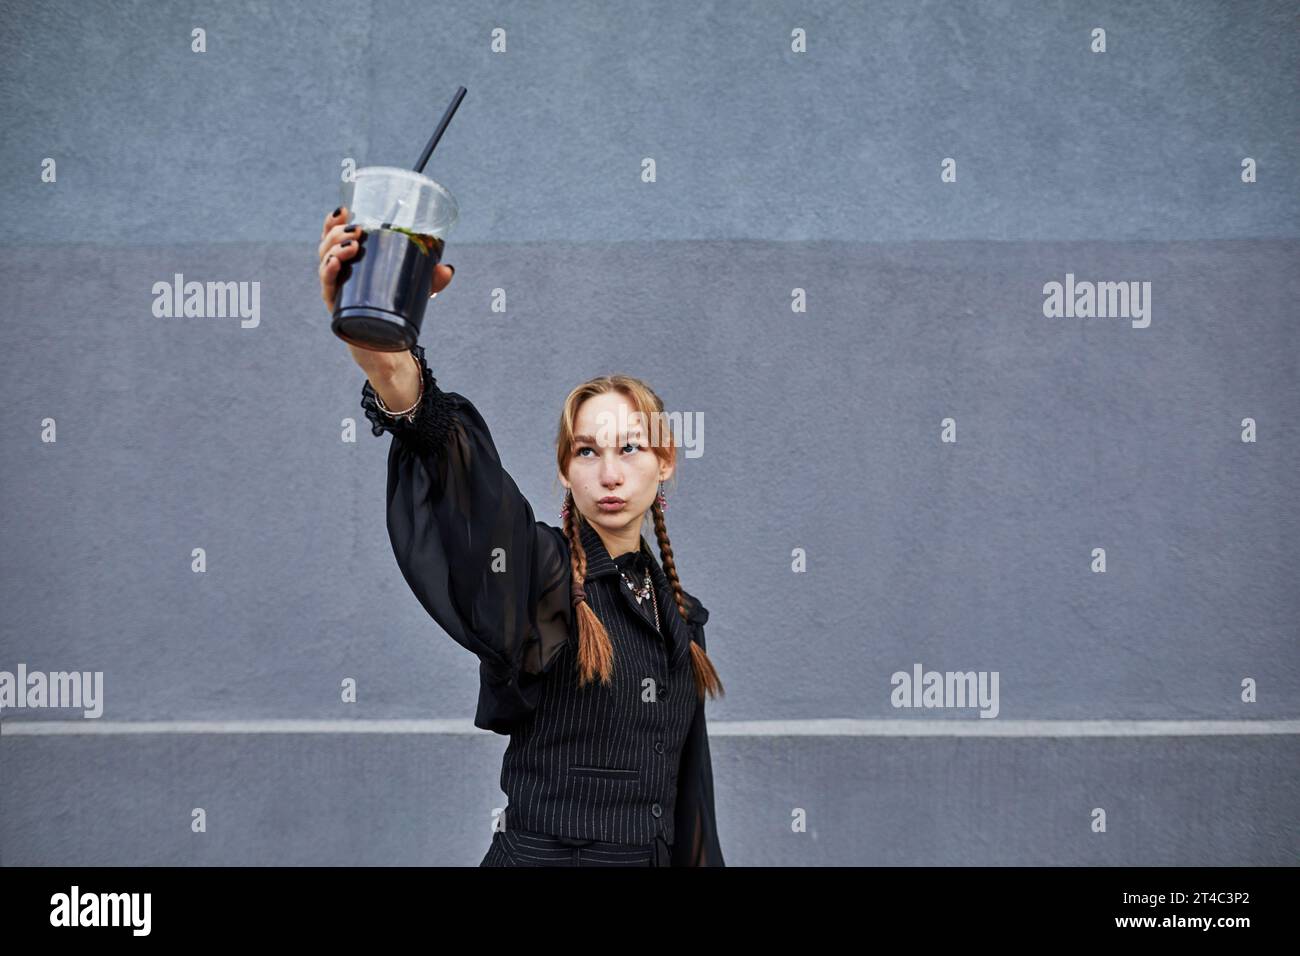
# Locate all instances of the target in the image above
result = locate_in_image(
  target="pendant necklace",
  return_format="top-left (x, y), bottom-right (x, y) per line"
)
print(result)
top-left (619, 563), bottom-right (661, 633)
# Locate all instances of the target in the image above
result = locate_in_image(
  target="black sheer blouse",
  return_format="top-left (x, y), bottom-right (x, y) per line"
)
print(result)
top-left (359, 345), bottom-right (724, 866)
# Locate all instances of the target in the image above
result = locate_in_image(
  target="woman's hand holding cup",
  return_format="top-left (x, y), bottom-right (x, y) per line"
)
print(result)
top-left (318, 206), bottom-right (454, 371)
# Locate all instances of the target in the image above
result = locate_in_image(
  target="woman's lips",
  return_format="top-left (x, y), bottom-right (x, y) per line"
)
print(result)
top-left (597, 499), bottom-right (626, 511)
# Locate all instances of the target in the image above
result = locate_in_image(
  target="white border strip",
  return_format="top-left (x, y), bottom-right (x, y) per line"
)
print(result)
top-left (2, 718), bottom-right (1297, 737)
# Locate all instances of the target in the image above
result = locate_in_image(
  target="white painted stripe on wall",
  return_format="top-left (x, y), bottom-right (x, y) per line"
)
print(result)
top-left (1, 718), bottom-right (1297, 737)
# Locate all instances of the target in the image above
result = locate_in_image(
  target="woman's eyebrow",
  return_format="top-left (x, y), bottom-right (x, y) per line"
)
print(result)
top-left (573, 431), bottom-right (644, 444)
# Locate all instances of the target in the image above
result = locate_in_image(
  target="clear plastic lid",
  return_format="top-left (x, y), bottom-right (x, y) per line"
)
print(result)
top-left (346, 166), bottom-right (459, 236)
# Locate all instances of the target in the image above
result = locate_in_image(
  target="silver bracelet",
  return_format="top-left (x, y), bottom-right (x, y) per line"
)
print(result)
top-left (372, 351), bottom-right (424, 422)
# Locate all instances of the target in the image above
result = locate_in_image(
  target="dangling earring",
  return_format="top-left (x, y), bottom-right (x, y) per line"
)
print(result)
top-left (559, 494), bottom-right (571, 521)
top-left (657, 483), bottom-right (667, 511)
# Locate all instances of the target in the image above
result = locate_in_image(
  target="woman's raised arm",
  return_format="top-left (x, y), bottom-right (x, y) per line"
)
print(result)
top-left (360, 344), bottom-right (574, 720)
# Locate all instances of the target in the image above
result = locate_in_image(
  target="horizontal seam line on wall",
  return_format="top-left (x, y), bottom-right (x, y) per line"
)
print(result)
top-left (1, 719), bottom-right (1297, 737)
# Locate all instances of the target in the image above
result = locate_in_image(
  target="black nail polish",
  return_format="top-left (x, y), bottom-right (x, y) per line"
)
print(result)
top-left (447, 264), bottom-right (455, 276)
top-left (332, 206), bottom-right (342, 217)
top-left (341, 240), bottom-right (353, 248)
top-left (345, 224), bottom-right (359, 233)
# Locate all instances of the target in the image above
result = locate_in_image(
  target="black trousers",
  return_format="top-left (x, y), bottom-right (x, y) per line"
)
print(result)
top-left (480, 827), bottom-right (672, 867)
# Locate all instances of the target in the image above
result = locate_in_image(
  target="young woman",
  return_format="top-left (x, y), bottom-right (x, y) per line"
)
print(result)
top-left (318, 207), bottom-right (726, 866)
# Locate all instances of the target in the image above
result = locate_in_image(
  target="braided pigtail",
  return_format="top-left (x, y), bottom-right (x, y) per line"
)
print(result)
top-left (564, 491), bottom-right (615, 687)
top-left (651, 496), bottom-right (724, 701)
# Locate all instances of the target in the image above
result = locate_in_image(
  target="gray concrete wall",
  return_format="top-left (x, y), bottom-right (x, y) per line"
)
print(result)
top-left (1, 0), bottom-right (1296, 865)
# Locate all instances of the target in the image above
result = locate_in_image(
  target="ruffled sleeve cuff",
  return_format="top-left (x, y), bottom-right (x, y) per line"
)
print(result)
top-left (359, 343), bottom-right (457, 457)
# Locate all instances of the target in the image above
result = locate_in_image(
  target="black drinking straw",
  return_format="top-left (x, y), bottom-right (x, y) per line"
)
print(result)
top-left (415, 86), bottom-right (467, 173)
top-left (380, 86), bottom-right (467, 229)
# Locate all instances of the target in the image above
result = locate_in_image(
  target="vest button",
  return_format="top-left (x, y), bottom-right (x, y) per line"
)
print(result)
top-left (651, 803), bottom-right (663, 817)
top-left (654, 741), bottom-right (664, 754)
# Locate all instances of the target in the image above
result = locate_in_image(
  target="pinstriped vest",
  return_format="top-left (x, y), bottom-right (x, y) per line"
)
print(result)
top-left (498, 519), bottom-right (699, 846)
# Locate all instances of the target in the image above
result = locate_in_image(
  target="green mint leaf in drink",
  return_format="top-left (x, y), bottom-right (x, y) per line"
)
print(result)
top-left (390, 225), bottom-right (441, 257)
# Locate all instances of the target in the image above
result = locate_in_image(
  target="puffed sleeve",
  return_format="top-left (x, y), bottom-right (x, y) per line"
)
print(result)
top-left (360, 344), bottom-right (573, 733)
top-left (671, 598), bottom-right (725, 866)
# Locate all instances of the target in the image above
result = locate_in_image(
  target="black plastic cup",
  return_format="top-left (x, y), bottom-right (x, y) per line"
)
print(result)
top-left (331, 227), bottom-right (446, 351)
top-left (331, 166), bottom-right (458, 352)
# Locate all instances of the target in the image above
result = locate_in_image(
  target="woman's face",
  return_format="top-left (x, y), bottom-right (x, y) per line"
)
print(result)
top-left (560, 391), bottom-right (673, 535)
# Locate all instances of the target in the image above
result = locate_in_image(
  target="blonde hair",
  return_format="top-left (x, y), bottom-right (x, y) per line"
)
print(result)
top-left (555, 374), bottom-right (723, 701)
